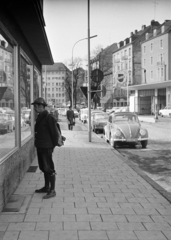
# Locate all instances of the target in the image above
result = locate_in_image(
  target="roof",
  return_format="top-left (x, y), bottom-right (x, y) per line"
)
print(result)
top-left (1, 0), bottom-right (54, 65)
top-left (42, 63), bottom-right (69, 72)
top-left (142, 20), bottom-right (171, 44)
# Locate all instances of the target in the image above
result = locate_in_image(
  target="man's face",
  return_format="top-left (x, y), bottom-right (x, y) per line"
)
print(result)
top-left (34, 104), bottom-right (45, 113)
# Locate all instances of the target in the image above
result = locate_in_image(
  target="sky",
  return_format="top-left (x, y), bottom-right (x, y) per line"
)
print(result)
top-left (44, 0), bottom-right (171, 67)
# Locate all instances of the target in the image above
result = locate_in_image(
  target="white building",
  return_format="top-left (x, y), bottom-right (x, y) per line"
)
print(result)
top-left (42, 63), bottom-right (67, 107)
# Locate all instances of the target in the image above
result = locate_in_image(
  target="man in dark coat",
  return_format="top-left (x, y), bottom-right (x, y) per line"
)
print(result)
top-left (66, 106), bottom-right (75, 130)
top-left (31, 97), bottom-right (58, 199)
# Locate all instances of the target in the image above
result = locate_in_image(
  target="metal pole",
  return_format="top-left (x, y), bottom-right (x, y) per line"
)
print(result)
top-left (45, 65), bottom-right (47, 102)
top-left (87, 0), bottom-right (91, 142)
top-left (127, 71), bottom-right (128, 107)
top-left (71, 52), bottom-right (74, 108)
top-left (71, 35), bottom-right (97, 109)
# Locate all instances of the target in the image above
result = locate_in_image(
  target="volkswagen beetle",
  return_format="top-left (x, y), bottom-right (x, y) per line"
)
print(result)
top-left (104, 112), bottom-right (148, 148)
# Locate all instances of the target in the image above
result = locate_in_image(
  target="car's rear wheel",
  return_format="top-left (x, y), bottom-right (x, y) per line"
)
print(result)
top-left (141, 140), bottom-right (148, 148)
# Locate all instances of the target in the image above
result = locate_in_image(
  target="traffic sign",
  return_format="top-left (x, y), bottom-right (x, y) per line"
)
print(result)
top-left (80, 86), bottom-right (97, 99)
top-left (91, 69), bottom-right (104, 83)
top-left (96, 85), bottom-right (106, 98)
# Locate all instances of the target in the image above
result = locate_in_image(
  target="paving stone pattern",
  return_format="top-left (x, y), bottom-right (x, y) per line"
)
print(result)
top-left (0, 130), bottom-right (171, 240)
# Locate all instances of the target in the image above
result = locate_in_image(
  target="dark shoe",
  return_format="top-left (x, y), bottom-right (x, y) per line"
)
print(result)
top-left (35, 187), bottom-right (50, 193)
top-left (43, 190), bottom-right (56, 199)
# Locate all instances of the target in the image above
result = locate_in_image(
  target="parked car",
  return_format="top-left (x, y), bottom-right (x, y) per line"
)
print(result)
top-left (0, 113), bottom-right (15, 134)
top-left (159, 107), bottom-right (171, 117)
top-left (79, 108), bottom-right (88, 123)
top-left (73, 109), bottom-right (79, 118)
top-left (104, 112), bottom-right (148, 148)
top-left (22, 109), bottom-right (31, 124)
top-left (0, 107), bottom-right (6, 114)
top-left (2, 107), bottom-right (13, 113)
top-left (91, 112), bottom-right (109, 133)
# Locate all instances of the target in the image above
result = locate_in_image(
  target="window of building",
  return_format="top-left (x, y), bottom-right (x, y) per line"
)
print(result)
top-left (143, 46), bottom-right (146, 53)
top-left (0, 33), bottom-right (16, 160)
top-left (56, 93), bottom-right (58, 97)
top-left (129, 48), bottom-right (131, 56)
top-left (161, 67), bottom-right (164, 77)
top-left (124, 49), bottom-right (127, 56)
top-left (56, 83), bottom-right (58, 86)
top-left (59, 93), bottom-right (61, 97)
top-left (20, 49), bottom-right (33, 141)
top-left (151, 57), bottom-right (153, 65)
top-left (59, 88), bottom-right (61, 91)
top-left (151, 43), bottom-right (153, 51)
top-left (62, 93), bottom-right (64, 97)
top-left (161, 54), bottom-right (163, 63)
top-left (160, 39), bottom-right (163, 48)
top-left (151, 70), bottom-right (153, 79)
top-left (52, 94), bottom-right (54, 97)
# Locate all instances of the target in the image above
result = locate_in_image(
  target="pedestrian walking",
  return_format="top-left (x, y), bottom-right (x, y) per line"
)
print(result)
top-left (66, 106), bottom-right (75, 130)
top-left (31, 97), bottom-right (59, 199)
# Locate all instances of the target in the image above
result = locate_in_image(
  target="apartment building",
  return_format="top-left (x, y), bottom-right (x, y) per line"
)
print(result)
top-left (42, 63), bottom-right (68, 107)
top-left (128, 20), bottom-right (171, 114)
top-left (113, 20), bottom-right (161, 109)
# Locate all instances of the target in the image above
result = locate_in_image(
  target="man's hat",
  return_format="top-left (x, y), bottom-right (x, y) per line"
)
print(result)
top-left (31, 97), bottom-right (47, 106)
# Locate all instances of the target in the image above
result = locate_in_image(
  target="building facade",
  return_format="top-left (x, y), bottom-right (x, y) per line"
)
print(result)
top-left (128, 20), bottom-right (171, 114)
top-left (113, 20), bottom-right (161, 109)
top-left (42, 63), bottom-right (68, 107)
top-left (0, 0), bottom-right (53, 211)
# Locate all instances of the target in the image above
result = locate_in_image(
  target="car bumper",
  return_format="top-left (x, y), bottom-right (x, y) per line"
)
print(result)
top-left (112, 137), bottom-right (148, 142)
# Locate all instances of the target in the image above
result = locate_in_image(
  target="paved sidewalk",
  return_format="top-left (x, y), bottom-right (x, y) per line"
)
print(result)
top-left (1, 129), bottom-right (171, 240)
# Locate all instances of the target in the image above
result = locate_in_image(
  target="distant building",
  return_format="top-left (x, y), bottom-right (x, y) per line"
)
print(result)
top-left (113, 20), bottom-right (161, 108)
top-left (128, 20), bottom-right (171, 114)
top-left (42, 63), bottom-right (69, 107)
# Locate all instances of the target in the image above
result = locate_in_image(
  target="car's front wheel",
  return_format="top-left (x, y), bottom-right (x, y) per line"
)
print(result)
top-left (141, 140), bottom-right (148, 148)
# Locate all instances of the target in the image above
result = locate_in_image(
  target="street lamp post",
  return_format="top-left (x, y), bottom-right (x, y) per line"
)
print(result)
top-left (71, 35), bottom-right (97, 108)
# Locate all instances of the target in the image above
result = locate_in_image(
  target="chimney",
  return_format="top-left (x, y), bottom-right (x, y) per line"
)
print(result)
top-left (130, 32), bottom-right (133, 36)
top-left (134, 30), bottom-right (138, 34)
top-left (151, 20), bottom-right (160, 27)
top-left (142, 25), bottom-right (146, 30)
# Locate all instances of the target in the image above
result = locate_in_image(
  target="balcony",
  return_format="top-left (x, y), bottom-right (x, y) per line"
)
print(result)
top-left (157, 61), bottom-right (165, 66)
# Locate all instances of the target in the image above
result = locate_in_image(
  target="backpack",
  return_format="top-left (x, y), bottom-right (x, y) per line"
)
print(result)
top-left (46, 114), bottom-right (66, 147)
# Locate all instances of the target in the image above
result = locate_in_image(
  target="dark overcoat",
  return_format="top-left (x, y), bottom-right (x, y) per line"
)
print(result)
top-left (34, 110), bottom-right (58, 148)
top-left (66, 110), bottom-right (75, 124)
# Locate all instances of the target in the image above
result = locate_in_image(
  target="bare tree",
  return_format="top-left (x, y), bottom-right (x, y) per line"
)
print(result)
top-left (64, 58), bottom-right (85, 108)
top-left (91, 43), bottom-right (118, 108)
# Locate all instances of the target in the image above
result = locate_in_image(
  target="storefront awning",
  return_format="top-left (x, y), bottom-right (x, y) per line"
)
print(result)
top-left (121, 81), bottom-right (171, 91)
top-left (2, 0), bottom-right (54, 65)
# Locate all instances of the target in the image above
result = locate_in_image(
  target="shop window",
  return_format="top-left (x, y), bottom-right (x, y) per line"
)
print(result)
top-left (20, 50), bottom-right (32, 141)
top-left (0, 32), bottom-right (16, 160)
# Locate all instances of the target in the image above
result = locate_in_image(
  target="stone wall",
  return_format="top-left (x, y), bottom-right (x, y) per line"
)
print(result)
top-left (0, 139), bottom-right (36, 212)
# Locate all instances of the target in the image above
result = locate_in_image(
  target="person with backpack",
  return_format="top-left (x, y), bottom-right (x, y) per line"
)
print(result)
top-left (66, 106), bottom-right (75, 130)
top-left (31, 97), bottom-right (59, 199)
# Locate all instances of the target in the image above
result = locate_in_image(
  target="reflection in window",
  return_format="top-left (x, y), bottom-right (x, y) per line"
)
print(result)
top-left (0, 33), bottom-right (15, 160)
top-left (20, 52), bottom-right (32, 141)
